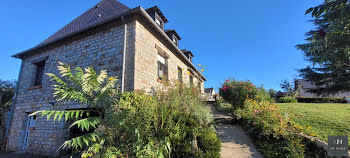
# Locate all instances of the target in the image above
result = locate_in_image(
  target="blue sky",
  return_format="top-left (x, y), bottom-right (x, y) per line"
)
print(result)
top-left (0, 0), bottom-right (320, 91)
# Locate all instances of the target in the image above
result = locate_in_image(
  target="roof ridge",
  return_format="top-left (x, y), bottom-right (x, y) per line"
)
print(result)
top-left (37, 0), bottom-right (130, 46)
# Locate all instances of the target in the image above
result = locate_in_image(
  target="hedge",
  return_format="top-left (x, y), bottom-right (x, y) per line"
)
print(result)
top-left (296, 97), bottom-right (346, 103)
top-left (277, 97), bottom-right (298, 103)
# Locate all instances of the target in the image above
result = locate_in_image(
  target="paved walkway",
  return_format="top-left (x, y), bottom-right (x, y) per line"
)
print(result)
top-left (208, 104), bottom-right (263, 158)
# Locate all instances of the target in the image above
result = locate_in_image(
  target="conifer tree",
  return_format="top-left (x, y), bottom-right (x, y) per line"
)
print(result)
top-left (297, 0), bottom-right (350, 95)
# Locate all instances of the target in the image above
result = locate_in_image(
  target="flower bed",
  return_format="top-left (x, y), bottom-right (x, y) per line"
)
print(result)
top-left (219, 79), bottom-right (327, 157)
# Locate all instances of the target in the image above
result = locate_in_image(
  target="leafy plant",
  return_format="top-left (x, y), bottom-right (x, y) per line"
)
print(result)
top-left (0, 79), bottom-right (16, 126)
top-left (30, 62), bottom-right (120, 157)
top-left (277, 97), bottom-right (298, 103)
top-left (219, 79), bottom-right (271, 109)
top-left (235, 99), bottom-right (305, 157)
top-left (214, 99), bottom-right (234, 115)
top-left (31, 62), bottom-right (220, 157)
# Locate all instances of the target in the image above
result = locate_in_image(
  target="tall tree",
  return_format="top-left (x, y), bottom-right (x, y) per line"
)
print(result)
top-left (296, 0), bottom-right (350, 96)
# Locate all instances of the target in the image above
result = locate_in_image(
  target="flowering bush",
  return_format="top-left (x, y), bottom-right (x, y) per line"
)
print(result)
top-left (235, 99), bottom-right (305, 157)
top-left (219, 79), bottom-right (270, 108)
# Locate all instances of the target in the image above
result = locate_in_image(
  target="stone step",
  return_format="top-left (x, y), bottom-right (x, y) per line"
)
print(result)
top-left (214, 116), bottom-right (239, 124)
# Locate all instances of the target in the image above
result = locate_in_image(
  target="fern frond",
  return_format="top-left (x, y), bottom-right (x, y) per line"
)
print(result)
top-left (97, 70), bottom-right (107, 84)
top-left (30, 110), bottom-right (92, 122)
top-left (46, 73), bottom-right (68, 87)
top-left (74, 67), bottom-right (84, 79)
top-left (52, 85), bottom-right (88, 103)
top-left (69, 117), bottom-right (101, 131)
top-left (57, 62), bottom-right (82, 86)
top-left (60, 132), bottom-right (102, 150)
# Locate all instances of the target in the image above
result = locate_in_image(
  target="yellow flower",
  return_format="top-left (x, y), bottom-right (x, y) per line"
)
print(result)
top-left (309, 133), bottom-right (315, 136)
top-left (198, 64), bottom-right (201, 66)
top-left (108, 77), bottom-right (114, 81)
top-left (200, 69), bottom-right (204, 72)
top-left (187, 71), bottom-right (190, 75)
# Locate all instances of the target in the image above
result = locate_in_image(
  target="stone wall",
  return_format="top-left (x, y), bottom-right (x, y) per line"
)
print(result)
top-left (9, 13), bottom-right (205, 157)
top-left (8, 19), bottom-right (136, 157)
top-left (133, 18), bottom-right (204, 93)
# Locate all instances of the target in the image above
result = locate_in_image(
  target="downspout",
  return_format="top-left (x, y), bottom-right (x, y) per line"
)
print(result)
top-left (121, 16), bottom-right (127, 93)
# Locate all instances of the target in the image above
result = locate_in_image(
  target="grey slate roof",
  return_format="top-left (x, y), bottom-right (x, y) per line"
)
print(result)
top-left (37, 0), bottom-right (129, 47)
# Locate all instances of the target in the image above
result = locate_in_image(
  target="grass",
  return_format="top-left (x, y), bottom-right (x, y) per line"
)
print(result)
top-left (278, 103), bottom-right (350, 149)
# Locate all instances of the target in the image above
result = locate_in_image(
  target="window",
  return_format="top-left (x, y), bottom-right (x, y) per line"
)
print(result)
top-left (173, 37), bottom-right (178, 46)
top-left (198, 82), bottom-right (201, 90)
top-left (177, 67), bottom-right (182, 82)
top-left (33, 60), bottom-right (46, 86)
top-left (155, 13), bottom-right (164, 30)
top-left (157, 54), bottom-right (167, 79)
top-left (190, 75), bottom-right (193, 86)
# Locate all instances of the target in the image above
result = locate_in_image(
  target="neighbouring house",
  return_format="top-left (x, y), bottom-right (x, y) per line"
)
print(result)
top-left (204, 88), bottom-right (216, 96)
top-left (8, 0), bottom-right (206, 156)
top-left (274, 91), bottom-right (285, 98)
top-left (204, 88), bottom-right (216, 102)
top-left (295, 79), bottom-right (350, 98)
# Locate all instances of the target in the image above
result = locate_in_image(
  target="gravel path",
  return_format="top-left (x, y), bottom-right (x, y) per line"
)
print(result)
top-left (208, 104), bottom-right (263, 158)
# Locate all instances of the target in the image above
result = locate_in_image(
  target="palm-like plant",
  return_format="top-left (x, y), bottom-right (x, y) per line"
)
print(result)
top-left (30, 62), bottom-right (120, 156)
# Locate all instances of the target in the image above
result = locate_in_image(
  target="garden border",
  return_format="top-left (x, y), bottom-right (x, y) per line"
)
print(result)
top-left (297, 133), bottom-right (350, 157)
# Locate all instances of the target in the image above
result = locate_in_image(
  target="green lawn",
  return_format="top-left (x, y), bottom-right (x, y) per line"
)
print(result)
top-left (278, 103), bottom-right (350, 149)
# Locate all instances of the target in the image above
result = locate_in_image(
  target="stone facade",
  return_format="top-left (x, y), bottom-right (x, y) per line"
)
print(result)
top-left (133, 18), bottom-right (204, 93)
top-left (9, 19), bottom-right (136, 157)
top-left (9, 6), bottom-right (205, 157)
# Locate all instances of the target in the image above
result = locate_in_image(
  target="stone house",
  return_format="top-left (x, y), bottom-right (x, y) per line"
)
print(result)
top-left (295, 79), bottom-right (350, 98)
top-left (204, 88), bottom-right (216, 101)
top-left (8, 0), bottom-right (206, 156)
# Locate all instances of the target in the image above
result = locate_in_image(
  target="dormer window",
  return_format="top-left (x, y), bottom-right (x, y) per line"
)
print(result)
top-left (165, 30), bottom-right (181, 46)
top-left (181, 49), bottom-right (194, 62)
top-left (155, 13), bottom-right (164, 29)
top-left (146, 6), bottom-right (168, 30)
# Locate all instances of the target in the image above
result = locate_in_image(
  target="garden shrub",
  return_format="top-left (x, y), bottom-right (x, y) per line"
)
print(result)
top-left (297, 97), bottom-right (345, 103)
top-left (235, 99), bottom-right (305, 157)
top-left (277, 97), bottom-right (298, 103)
top-left (214, 99), bottom-right (234, 115)
top-left (219, 79), bottom-right (271, 109)
top-left (196, 128), bottom-right (221, 158)
top-left (102, 84), bottom-right (221, 158)
top-left (33, 63), bottom-right (220, 158)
